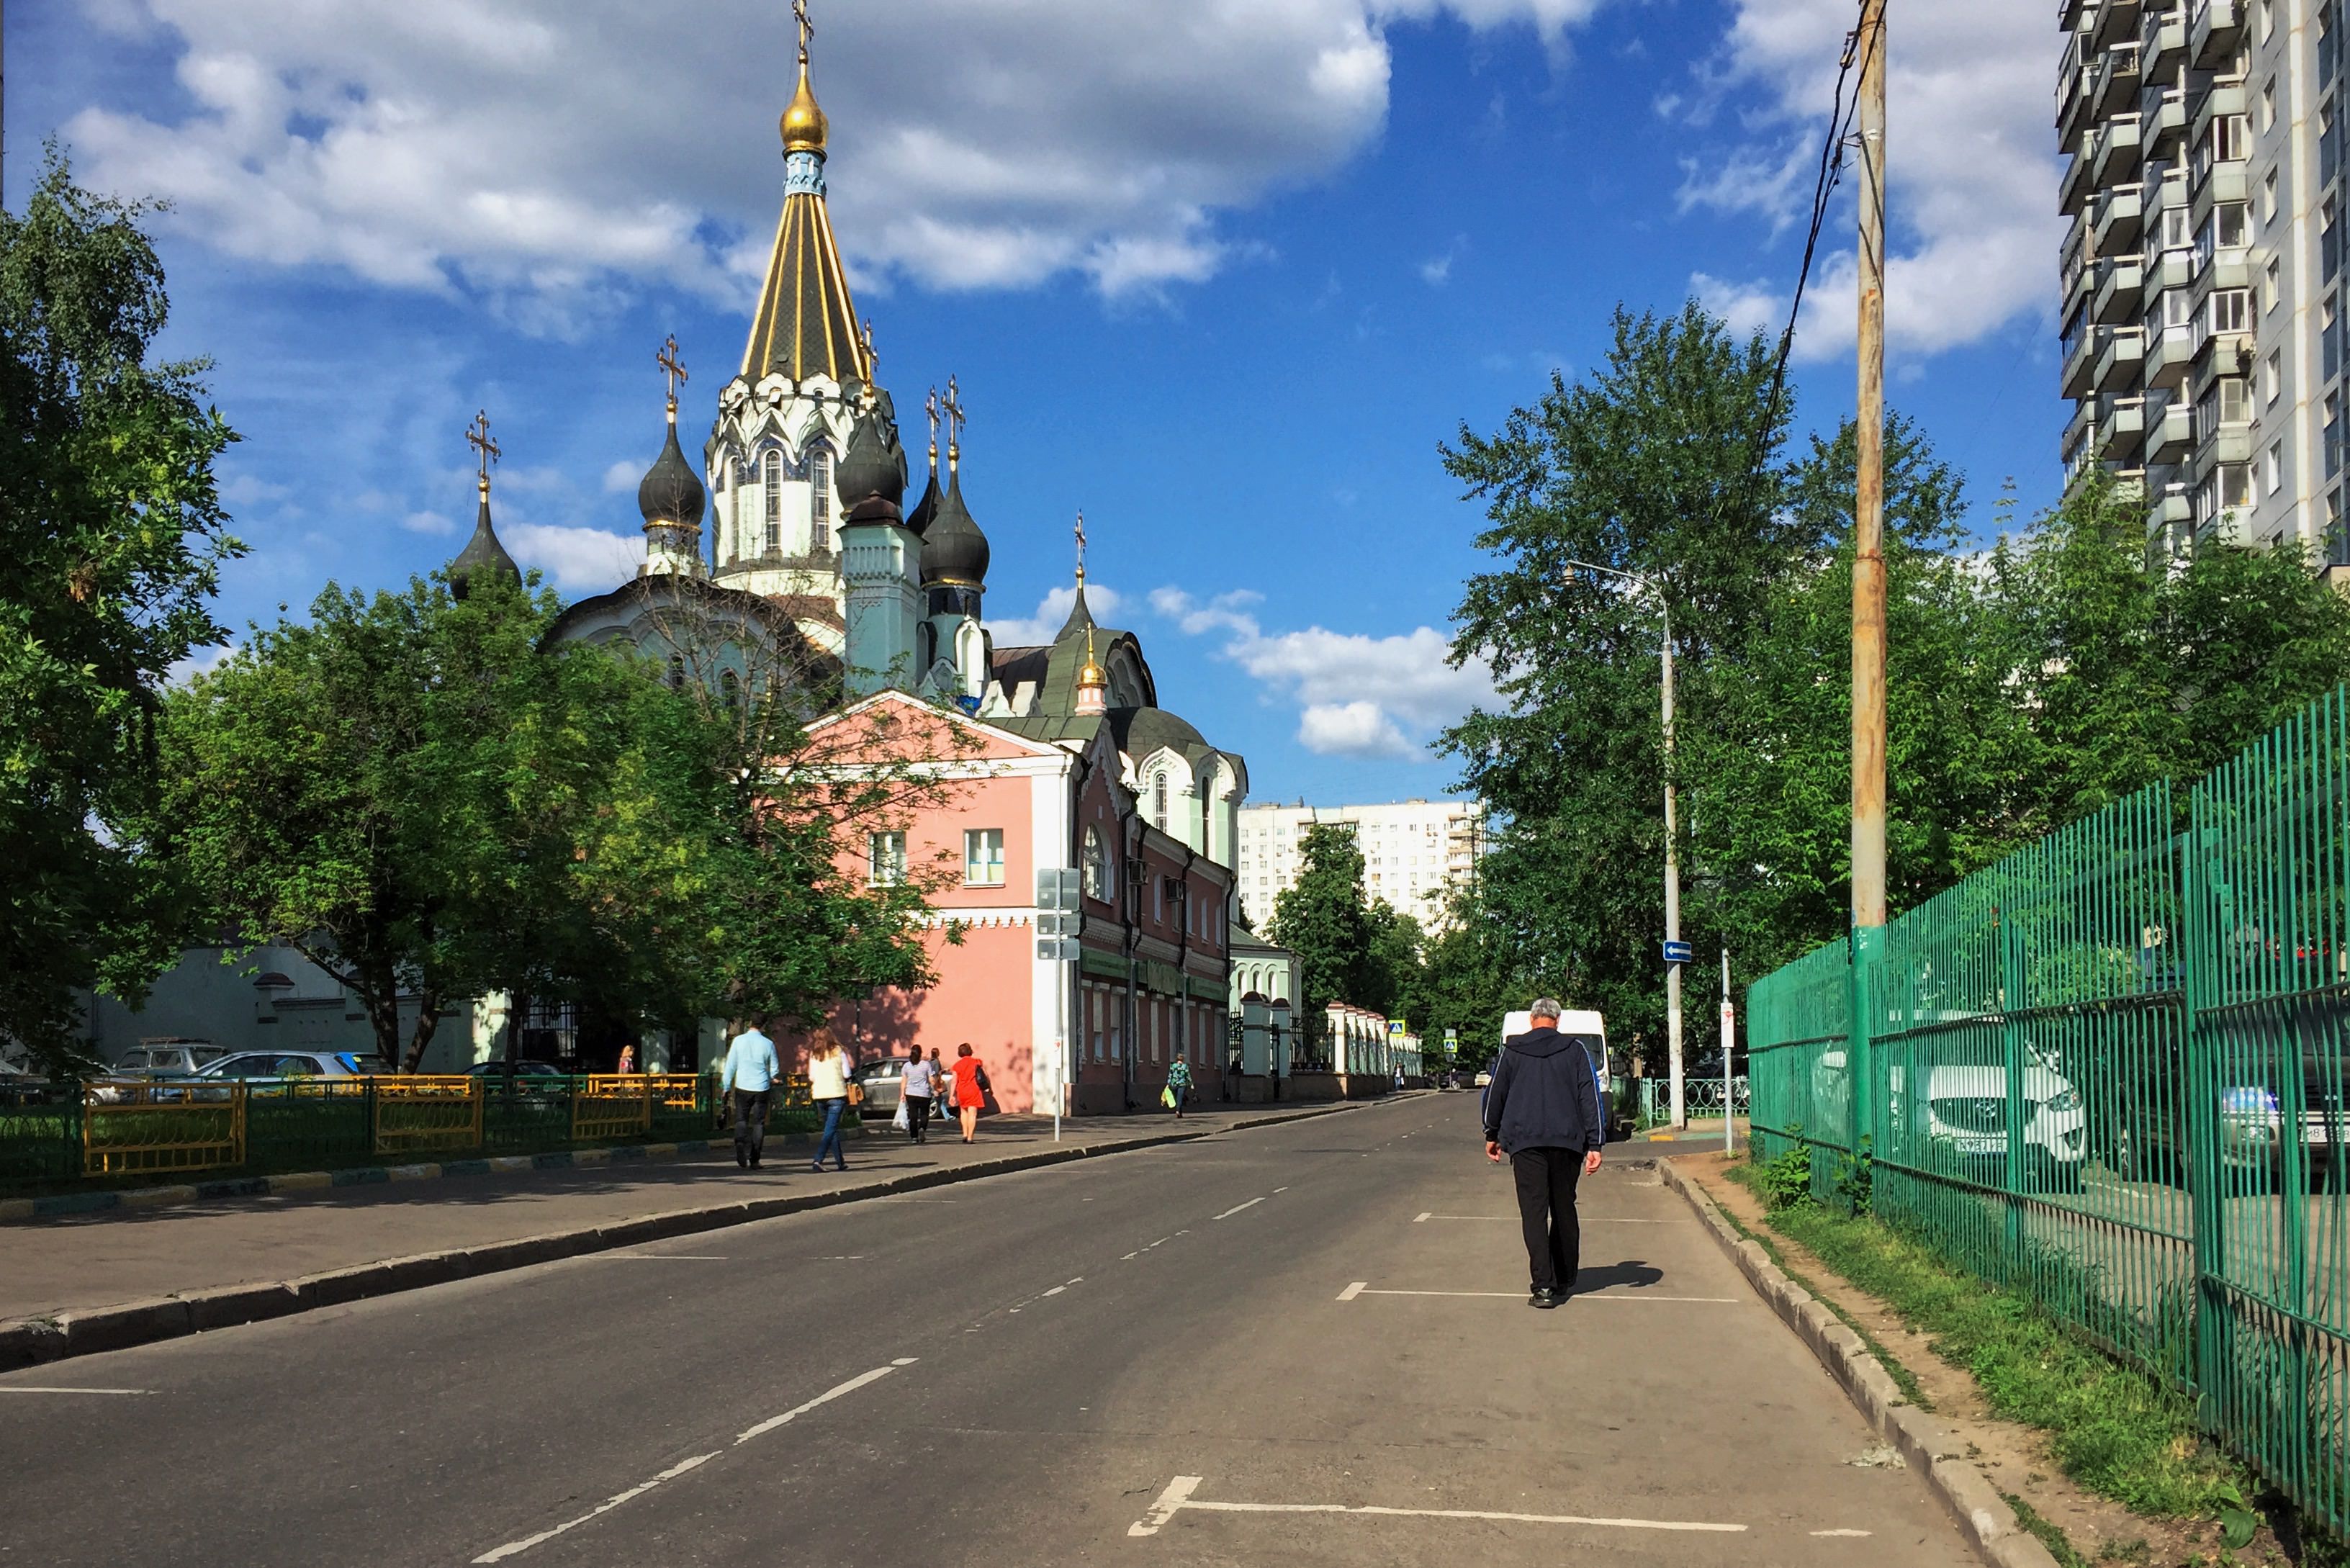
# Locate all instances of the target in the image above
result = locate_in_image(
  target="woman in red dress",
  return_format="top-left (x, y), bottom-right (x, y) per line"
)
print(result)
top-left (947, 1042), bottom-right (989, 1144)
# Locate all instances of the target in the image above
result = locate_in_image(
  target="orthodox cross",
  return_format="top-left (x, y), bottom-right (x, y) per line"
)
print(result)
top-left (656, 335), bottom-right (688, 414)
top-left (924, 385), bottom-right (941, 470)
top-left (466, 410), bottom-right (500, 490)
top-left (941, 375), bottom-right (965, 472)
top-left (859, 318), bottom-right (878, 407)
top-left (1074, 510), bottom-right (1087, 585)
top-left (793, 0), bottom-right (814, 63)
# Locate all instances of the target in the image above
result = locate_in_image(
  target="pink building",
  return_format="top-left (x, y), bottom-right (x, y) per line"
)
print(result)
top-left (783, 590), bottom-right (1241, 1116)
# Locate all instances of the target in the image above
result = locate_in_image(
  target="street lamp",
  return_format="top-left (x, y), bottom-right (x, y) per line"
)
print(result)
top-left (1563, 559), bottom-right (1685, 1131)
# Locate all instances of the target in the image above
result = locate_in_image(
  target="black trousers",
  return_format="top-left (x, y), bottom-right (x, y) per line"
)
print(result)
top-left (1511, 1146), bottom-right (1585, 1294)
top-left (731, 1089), bottom-right (772, 1161)
top-left (905, 1094), bottom-right (933, 1142)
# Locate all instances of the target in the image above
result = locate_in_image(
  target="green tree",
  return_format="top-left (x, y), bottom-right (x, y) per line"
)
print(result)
top-left (1364, 902), bottom-right (1426, 1020)
top-left (0, 153), bottom-right (242, 1073)
top-left (1268, 825), bottom-right (1378, 1052)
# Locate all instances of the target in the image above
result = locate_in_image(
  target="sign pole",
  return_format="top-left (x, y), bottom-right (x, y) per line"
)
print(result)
top-left (1721, 947), bottom-right (1735, 1157)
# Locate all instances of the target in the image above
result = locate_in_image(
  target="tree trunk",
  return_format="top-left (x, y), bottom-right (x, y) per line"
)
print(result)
top-left (400, 996), bottom-right (442, 1073)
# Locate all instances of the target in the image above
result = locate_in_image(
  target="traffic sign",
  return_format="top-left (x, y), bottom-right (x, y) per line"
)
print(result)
top-left (1036, 938), bottom-right (1082, 962)
top-left (1036, 868), bottom-right (1081, 910)
top-left (1036, 911), bottom-right (1082, 938)
top-left (1661, 940), bottom-right (1694, 965)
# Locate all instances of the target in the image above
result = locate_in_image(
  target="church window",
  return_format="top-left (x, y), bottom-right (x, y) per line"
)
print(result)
top-left (721, 670), bottom-right (740, 713)
top-left (1153, 772), bottom-right (1168, 828)
top-left (810, 447), bottom-right (832, 552)
top-left (868, 831), bottom-right (906, 886)
top-left (1082, 827), bottom-right (1111, 901)
top-left (762, 449), bottom-right (783, 553)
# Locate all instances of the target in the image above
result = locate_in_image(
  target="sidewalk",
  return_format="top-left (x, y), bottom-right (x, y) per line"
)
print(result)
top-left (0, 1101), bottom-right (1359, 1353)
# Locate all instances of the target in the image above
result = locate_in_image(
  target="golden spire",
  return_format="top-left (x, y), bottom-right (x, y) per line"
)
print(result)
top-left (782, 0), bottom-right (829, 154)
top-left (1074, 509), bottom-right (1107, 699)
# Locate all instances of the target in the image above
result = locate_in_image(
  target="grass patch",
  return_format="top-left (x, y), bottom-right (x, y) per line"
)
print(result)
top-left (2002, 1490), bottom-right (2090, 1568)
top-left (1727, 1161), bottom-right (2248, 1523)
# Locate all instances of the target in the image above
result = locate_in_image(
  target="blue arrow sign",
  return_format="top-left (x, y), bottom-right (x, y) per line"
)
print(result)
top-left (1661, 940), bottom-right (1695, 965)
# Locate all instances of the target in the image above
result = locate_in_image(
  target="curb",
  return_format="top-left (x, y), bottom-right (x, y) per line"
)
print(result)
top-left (0, 1100), bottom-right (1359, 1374)
top-left (0, 1119), bottom-right (904, 1227)
top-left (1658, 1160), bottom-right (2061, 1568)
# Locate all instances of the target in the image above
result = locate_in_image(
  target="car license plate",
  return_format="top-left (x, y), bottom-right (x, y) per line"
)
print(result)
top-left (1957, 1136), bottom-right (2002, 1156)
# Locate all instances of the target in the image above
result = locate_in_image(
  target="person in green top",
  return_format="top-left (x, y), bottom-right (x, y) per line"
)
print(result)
top-left (1165, 1055), bottom-right (1194, 1118)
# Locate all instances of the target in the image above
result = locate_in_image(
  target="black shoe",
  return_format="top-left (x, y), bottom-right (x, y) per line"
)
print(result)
top-left (1529, 1287), bottom-right (1562, 1310)
top-left (736, 1148), bottom-right (748, 1170)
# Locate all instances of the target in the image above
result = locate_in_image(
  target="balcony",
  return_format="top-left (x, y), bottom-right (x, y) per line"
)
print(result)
top-left (2093, 183), bottom-right (2146, 251)
top-left (2140, 4), bottom-right (2188, 70)
top-left (2191, 0), bottom-right (2245, 66)
top-left (2063, 324), bottom-right (2099, 398)
top-left (2061, 0), bottom-right (2094, 27)
top-left (2189, 160), bottom-right (2246, 230)
top-left (2063, 397), bottom-right (2097, 467)
top-left (2094, 42), bottom-right (2143, 117)
top-left (2060, 150), bottom-right (2098, 217)
top-left (2099, 395), bottom-right (2149, 465)
top-left (2146, 321), bottom-right (2197, 388)
top-left (2094, 324), bottom-right (2148, 392)
top-left (2096, 0), bottom-right (2144, 45)
top-left (2094, 254), bottom-right (2146, 322)
top-left (2189, 81), bottom-right (2246, 157)
top-left (2193, 328), bottom-right (2254, 383)
top-left (2146, 392), bottom-right (2194, 461)
top-left (2094, 112), bottom-right (2144, 185)
top-left (2142, 164), bottom-right (2188, 233)
top-left (2152, 485), bottom-right (2192, 529)
top-left (2140, 87), bottom-right (2189, 156)
top-left (2143, 246), bottom-right (2194, 301)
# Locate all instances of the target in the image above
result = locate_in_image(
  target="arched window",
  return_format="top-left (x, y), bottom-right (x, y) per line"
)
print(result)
top-left (1082, 827), bottom-right (1110, 901)
top-left (1153, 772), bottom-right (1168, 828)
top-left (721, 670), bottom-right (741, 713)
top-left (809, 448), bottom-right (832, 552)
top-left (762, 449), bottom-right (783, 553)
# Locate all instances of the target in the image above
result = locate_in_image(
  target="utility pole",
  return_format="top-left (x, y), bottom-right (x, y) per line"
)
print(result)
top-left (1850, 0), bottom-right (1888, 1156)
top-left (1661, 602), bottom-right (1683, 1130)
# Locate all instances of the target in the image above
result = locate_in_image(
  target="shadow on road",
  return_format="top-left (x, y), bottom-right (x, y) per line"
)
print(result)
top-left (1570, 1259), bottom-right (1665, 1294)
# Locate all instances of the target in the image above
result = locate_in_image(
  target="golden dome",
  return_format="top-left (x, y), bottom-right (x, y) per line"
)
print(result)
top-left (781, 64), bottom-right (828, 154)
top-left (1079, 657), bottom-right (1107, 688)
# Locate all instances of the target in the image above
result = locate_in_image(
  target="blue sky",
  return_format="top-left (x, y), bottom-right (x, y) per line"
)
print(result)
top-left (10, 0), bottom-right (2061, 806)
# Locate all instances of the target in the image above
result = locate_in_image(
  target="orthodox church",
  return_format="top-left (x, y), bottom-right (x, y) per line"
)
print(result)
top-left (441, 18), bottom-right (1250, 1104)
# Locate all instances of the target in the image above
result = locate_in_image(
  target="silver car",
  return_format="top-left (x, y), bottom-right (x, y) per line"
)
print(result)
top-left (851, 1057), bottom-right (906, 1117)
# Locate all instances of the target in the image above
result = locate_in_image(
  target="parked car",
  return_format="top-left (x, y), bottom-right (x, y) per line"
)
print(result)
top-left (464, 1059), bottom-right (567, 1083)
top-left (112, 1040), bottom-right (226, 1076)
top-left (1886, 1060), bottom-right (2088, 1191)
top-left (197, 1051), bottom-right (374, 1080)
top-left (851, 1056), bottom-right (904, 1117)
top-left (2101, 1051), bottom-right (2346, 1189)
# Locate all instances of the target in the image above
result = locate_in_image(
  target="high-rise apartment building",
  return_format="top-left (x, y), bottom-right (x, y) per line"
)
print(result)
top-left (2059, 0), bottom-right (2347, 564)
top-left (1233, 799), bottom-right (1486, 933)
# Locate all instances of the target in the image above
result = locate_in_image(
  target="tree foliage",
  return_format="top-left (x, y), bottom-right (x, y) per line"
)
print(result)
top-left (0, 153), bottom-right (242, 1073)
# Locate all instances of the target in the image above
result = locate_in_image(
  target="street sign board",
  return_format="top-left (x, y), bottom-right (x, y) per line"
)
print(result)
top-left (1036, 911), bottom-right (1082, 938)
top-left (1387, 1018), bottom-right (1408, 1037)
top-left (1661, 940), bottom-right (1695, 965)
top-left (1036, 938), bottom-right (1082, 962)
top-left (1036, 868), bottom-right (1081, 910)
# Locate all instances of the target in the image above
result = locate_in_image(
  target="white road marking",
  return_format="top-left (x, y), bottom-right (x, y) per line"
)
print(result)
top-left (1337, 1281), bottom-right (1368, 1301)
top-left (1043, 1286), bottom-right (1067, 1297)
top-left (1812, 1529), bottom-right (1873, 1537)
top-left (0, 1386), bottom-right (152, 1396)
top-left (734, 1361), bottom-right (911, 1446)
top-left (607, 1254), bottom-right (729, 1261)
top-left (1127, 1476), bottom-right (1743, 1537)
top-left (1347, 1289), bottom-right (1740, 1303)
top-left (1273, 1186), bottom-right (1289, 1193)
top-left (1413, 1212), bottom-right (1432, 1222)
top-left (1212, 1197), bottom-right (1264, 1220)
top-left (1129, 1475), bottom-right (1202, 1536)
top-left (1416, 1214), bottom-right (1661, 1223)
top-left (473, 1451), bottom-right (718, 1562)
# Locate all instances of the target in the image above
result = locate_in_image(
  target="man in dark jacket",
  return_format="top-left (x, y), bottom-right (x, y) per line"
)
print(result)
top-left (1482, 998), bottom-right (1604, 1308)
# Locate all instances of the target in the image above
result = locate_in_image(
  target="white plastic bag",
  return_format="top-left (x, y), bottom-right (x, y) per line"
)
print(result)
top-left (893, 1099), bottom-right (909, 1132)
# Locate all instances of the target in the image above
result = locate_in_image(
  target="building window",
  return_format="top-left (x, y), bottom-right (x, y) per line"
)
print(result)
top-left (2211, 287), bottom-right (2252, 334)
top-left (2267, 258), bottom-right (2283, 312)
top-left (2267, 440), bottom-right (2284, 497)
top-left (762, 449), bottom-right (783, 553)
top-left (868, 831), bottom-right (906, 886)
top-left (810, 447), bottom-right (832, 552)
top-left (1082, 827), bottom-right (1112, 901)
top-left (2263, 169), bottom-right (2279, 227)
top-left (963, 828), bottom-right (1004, 886)
top-left (2262, 77), bottom-right (2277, 132)
top-left (1153, 772), bottom-right (1168, 827)
top-left (2266, 349), bottom-right (2283, 404)
top-left (2221, 463), bottom-right (2253, 509)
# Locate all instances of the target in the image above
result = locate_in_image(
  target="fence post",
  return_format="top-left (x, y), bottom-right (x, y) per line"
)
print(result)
top-left (2181, 808), bottom-right (2224, 1419)
top-left (1845, 925), bottom-right (1878, 1208)
top-left (1997, 891), bottom-right (2026, 1270)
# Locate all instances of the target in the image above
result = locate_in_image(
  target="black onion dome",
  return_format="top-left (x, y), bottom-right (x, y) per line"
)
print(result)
top-left (905, 471), bottom-right (941, 536)
top-left (919, 472), bottom-right (989, 585)
top-left (636, 418), bottom-right (706, 528)
top-left (450, 489), bottom-right (521, 599)
top-left (836, 401), bottom-right (906, 523)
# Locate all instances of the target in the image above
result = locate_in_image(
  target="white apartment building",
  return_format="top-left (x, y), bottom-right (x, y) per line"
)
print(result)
top-left (1233, 799), bottom-right (1486, 932)
top-left (2059, 0), bottom-right (2349, 566)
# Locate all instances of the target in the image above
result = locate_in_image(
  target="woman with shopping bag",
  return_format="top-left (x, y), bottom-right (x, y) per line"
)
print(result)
top-left (1165, 1055), bottom-right (1194, 1118)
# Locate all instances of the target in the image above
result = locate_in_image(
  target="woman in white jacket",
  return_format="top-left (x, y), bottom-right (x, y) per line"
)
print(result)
top-left (806, 1031), bottom-right (852, 1173)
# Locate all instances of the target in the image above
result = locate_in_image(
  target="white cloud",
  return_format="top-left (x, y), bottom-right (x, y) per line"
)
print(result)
top-left (1297, 700), bottom-right (1415, 758)
top-left (984, 583), bottom-right (1130, 648)
top-left (503, 521), bottom-right (640, 594)
top-left (1151, 586), bottom-right (1494, 760)
top-left (601, 459), bottom-right (641, 495)
top-left (400, 509), bottom-right (457, 536)
top-left (1674, 0), bottom-right (2058, 360)
top-left (166, 639), bottom-right (237, 686)
top-left (68, 0), bottom-right (1606, 322)
top-left (1690, 271), bottom-right (1783, 340)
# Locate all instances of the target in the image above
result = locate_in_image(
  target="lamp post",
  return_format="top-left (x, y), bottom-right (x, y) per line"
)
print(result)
top-left (1564, 559), bottom-right (1685, 1130)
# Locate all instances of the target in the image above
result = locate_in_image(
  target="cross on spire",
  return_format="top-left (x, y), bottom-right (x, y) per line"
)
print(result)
top-left (942, 375), bottom-right (965, 474)
top-left (1074, 510), bottom-right (1087, 585)
top-left (924, 385), bottom-right (941, 474)
top-left (466, 410), bottom-right (501, 492)
top-left (656, 335), bottom-right (688, 416)
top-left (793, 0), bottom-right (814, 64)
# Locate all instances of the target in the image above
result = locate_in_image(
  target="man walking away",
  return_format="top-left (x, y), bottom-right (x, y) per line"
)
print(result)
top-left (901, 1043), bottom-right (937, 1144)
top-left (721, 1019), bottom-right (780, 1171)
top-left (1166, 1053), bottom-right (1194, 1118)
top-left (1482, 998), bottom-right (1603, 1308)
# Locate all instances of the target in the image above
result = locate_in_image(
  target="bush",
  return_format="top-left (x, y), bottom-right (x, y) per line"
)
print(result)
top-left (1754, 1139), bottom-right (1814, 1210)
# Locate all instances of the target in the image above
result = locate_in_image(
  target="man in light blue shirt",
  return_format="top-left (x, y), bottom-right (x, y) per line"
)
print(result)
top-left (721, 1022), bottom-right (780, 1171)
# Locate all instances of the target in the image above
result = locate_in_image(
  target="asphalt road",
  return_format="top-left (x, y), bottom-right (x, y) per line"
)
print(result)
top-left (0, 1096), bottom-right (1976, 1568)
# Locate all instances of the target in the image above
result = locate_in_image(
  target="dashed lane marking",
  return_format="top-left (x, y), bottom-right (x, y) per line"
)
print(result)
top-left (1812, 1529), bottom-right (1874, 1537)
top-left (1343, 1288), bottom-right (1741, 1303)
top-left (474, 1452), bottom-right (719, 1562)
top-left (0, 1386), bottom-right (152, 1396)
top-left (1336, 1281), bottom-right (1368, 1302)
top-left (1212, 1197), bottom-right (1264, 1220)
top-left (735, 1361), bottom-right (914, 1445)
top-left (1127, 1475), bottom-right (1744, 1538)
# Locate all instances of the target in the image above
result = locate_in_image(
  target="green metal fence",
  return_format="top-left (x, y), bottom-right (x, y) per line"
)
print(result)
top-left (1749, 688), bottom-right (2350, 1541)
